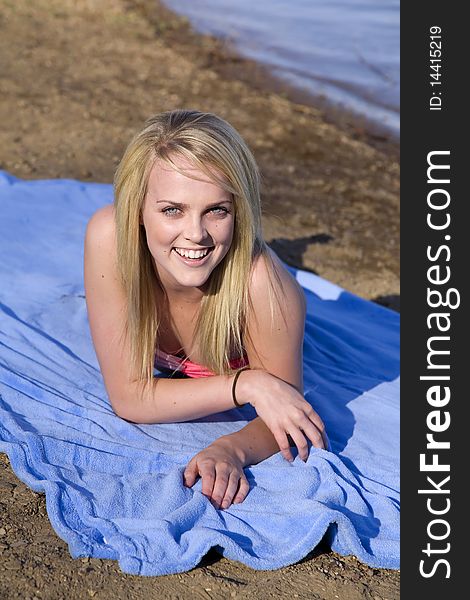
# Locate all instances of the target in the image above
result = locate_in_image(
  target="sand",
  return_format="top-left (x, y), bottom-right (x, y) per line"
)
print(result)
top-left (0, 0), bottom-right (400, 597)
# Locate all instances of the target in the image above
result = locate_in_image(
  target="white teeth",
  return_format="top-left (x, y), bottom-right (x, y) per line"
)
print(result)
top-left (174, 248), bottom-right (210, 259)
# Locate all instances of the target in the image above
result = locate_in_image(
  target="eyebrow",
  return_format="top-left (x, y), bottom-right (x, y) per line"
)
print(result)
top-left (156, 199), bottom-right (232, 208)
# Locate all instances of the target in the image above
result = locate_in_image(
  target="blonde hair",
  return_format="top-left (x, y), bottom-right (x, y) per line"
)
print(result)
top-left (114, 109), bottom-right (282, 385)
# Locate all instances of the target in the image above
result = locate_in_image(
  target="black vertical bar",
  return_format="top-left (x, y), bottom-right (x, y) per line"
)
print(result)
top-left (401, 3), bottom-right (465, 597)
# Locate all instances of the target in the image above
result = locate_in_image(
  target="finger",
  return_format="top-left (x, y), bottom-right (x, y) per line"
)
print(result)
top-left (233, 475), bottom-right (250, 504)
top-left (183, 459), bottom-right (199, 487)
top-left (210, 466), bottom-right (230, 509)
top-left (199, 464), bottom-right (216, 500)
top-left (220, 472), bottom-right (242, 509)
top-left (287, 428), bottom-right (310, 461)
top-left (304, 405), bottom-right (326, 437)
top-left (299, 419), bottom-right (325, 450)
top-left (321, 428), bottom-right (330, 451)
top-left (274, 429), bottom-right (294, 462)
top-left (318, 426), bottom-right (328, 450)
top-left (299, 406), bottom-right (327, 449)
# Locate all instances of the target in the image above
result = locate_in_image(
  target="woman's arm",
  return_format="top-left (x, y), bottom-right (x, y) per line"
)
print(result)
top-left (183, 250), bottom-right (327, 509)
top-left (222, 249), bottom-right (325, 463)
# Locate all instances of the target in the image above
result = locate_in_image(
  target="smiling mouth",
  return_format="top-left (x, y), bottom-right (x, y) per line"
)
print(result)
top-left (173, 247), bottom-right (214, 260)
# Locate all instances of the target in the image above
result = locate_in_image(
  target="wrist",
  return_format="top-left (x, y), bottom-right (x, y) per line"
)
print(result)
top-left (214, 433), bottom-right (248, 465)
top-left (232, 368), bottom-right (251, 406)
top-left (221, 418), bottom-right (280, 467)
top-left (235, 368), bottom-right (267, 408)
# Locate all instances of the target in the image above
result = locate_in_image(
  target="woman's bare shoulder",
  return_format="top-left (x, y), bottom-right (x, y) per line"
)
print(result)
top-left (84, 204), bottom-right (119, 274)
top-left (85, 204), bottom-right (116, 247)
top-left (83, 202), bottom-right (122, 310)
top-left (249, 247), bottom-right (306, 312)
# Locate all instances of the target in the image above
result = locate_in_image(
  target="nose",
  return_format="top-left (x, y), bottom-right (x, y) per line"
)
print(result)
top-left (184, 214), bottom-right (208, 243)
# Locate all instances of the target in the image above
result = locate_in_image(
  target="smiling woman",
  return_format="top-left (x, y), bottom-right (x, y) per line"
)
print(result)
top-left (84, 109), bottom-right (327, 510)
top-left (141, 157), bottom-right (235, 294)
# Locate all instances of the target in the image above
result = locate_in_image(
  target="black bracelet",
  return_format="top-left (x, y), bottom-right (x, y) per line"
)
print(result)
top-left (232, 367), bottom-right (250, 407)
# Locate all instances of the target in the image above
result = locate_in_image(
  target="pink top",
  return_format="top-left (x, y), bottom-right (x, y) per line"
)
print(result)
top-left (154, 348), bottom-right (249, 378)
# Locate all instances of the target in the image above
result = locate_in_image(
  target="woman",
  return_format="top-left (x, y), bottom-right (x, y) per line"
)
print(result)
top-left (84, 109), bottom-right (327, 511)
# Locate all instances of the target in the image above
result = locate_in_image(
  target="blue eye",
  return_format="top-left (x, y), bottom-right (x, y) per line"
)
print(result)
top-left (162, 207), bottom-right (180, 216)
top-left (161, 205), bottom-right (230, 217)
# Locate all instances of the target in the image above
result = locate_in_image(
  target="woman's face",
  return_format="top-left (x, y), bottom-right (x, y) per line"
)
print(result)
top-left (141, 157), bottom-right (234, 295)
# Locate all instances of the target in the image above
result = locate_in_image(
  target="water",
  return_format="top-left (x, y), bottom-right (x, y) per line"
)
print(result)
top-left (161, 0), bottom-right (400, 137)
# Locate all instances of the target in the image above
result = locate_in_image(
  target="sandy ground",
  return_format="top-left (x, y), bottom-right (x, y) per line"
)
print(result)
top-left (0, 0), bottom-right (400, 598)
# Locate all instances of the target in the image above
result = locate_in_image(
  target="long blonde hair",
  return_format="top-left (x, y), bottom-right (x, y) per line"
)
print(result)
top-left (114, 110), bottom-right (282, 384)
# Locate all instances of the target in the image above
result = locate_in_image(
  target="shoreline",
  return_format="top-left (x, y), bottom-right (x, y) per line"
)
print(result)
top-left (149, 0), bottom-right (400, 160)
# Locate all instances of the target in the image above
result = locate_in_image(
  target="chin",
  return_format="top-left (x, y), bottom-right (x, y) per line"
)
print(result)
top-left (174, 276), bottom-right (207, 288)
top-left (168, 268), bottom-right (213, 290)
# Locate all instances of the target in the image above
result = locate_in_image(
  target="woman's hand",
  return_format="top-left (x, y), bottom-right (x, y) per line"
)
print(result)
top-left (183, 436), bottom-right (250, 510)
top-left (237, 369), bottom-right (328, 462)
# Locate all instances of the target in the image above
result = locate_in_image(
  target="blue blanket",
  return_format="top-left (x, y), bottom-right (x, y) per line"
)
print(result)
top-left (0, 171), bottom-right (400, 575)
